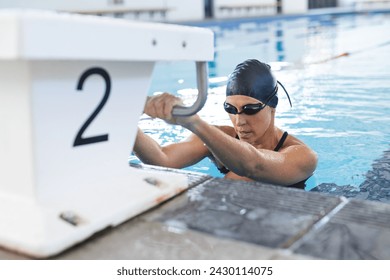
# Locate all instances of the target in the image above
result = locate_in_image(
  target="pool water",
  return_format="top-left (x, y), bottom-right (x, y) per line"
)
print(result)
top-left (134, 12), bottom-right (390, 191)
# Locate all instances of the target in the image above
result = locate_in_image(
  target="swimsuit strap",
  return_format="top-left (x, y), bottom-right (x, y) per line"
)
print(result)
top-left (273, 131), bottom-right (288, 152)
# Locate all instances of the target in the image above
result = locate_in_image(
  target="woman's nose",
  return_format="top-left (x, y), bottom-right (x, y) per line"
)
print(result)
top-left (234, 114), bottom-right (247, 126)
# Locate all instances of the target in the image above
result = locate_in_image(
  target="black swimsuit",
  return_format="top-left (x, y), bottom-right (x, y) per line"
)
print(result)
top-left (216, 131), bottom-right (307, 189)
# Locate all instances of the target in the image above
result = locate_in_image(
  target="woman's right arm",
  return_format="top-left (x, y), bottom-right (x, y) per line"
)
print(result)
top-left (133, 127), bottom-right (209, 169)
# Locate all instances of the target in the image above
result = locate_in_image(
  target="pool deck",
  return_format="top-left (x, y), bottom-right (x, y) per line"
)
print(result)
top-left (1, 158), bottom-right (389, 260)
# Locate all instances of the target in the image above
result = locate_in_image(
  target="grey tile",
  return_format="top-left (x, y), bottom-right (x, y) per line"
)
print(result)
top-left (0, 248), bottom-right (29, 260)
top-left (271, 250), bottom-right (319, 260)
top-left (154, 178), bottom-right (342, 249)
top-left (293, 199), bottom-right (390, 259)
top-left (54, 219), bottom-right (279, 260)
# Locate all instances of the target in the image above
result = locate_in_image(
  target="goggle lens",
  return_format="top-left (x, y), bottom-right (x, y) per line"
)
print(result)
top-left (224, 102), bottom-right (265, 115)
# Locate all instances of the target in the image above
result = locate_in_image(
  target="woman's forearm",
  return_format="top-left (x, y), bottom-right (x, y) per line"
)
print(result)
top-left (184, 119), bottom-right (263, 178)
top-left (133, 128), bottom-right (169, 166)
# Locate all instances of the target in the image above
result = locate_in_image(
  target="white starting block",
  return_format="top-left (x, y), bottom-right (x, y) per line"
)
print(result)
top-left (0, 10), bottom-right (213, 258)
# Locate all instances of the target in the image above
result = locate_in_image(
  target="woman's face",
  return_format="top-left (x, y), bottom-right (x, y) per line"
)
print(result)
top-left (225, 95), bottom-right (274, 145)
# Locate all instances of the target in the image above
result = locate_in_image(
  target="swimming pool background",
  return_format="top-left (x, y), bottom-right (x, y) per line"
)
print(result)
top-left (135, 12), bottom-right (390, 190)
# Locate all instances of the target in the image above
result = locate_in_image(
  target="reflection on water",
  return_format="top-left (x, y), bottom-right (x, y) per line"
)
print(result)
top-left (139, 13), bottom-right (390, 190)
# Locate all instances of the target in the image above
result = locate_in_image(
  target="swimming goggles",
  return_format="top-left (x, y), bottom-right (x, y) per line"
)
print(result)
top-left (224, 81), bottom-right (292, 115)
top-left (224, 101), bottom-right (268, 115)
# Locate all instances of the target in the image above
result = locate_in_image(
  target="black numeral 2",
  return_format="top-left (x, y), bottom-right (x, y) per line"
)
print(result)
top-left (73, 67), bottom-right (111, 147)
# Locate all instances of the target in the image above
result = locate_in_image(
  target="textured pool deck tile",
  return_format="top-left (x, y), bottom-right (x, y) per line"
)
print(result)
top-left (291, 199), bottom-right (390, 259)
top-left (0, 248), bottom-right (28, 260)
top-left (55, 219), bottom-right (279, 260)
top-left (270, 250), bottom-right (318, 260)
top-left (153, 178), bottom-right (342, 250)
top-left (1, 167), bottom-right (389, 260)
top-left (129, 163), bottom-right (212, 188)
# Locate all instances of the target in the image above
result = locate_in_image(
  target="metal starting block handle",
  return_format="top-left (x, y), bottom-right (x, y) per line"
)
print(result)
top-left (172, 61), bottom-right (208, 117)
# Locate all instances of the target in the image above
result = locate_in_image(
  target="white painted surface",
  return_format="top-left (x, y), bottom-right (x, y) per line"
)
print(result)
top-left (166, 0), bottom-right (205, 22)
top-left (213, 0), bottom-right (279, 19)
top-left (353, 0), bottom-right (390, 10)
top-left (282, 0), bottom-right (308, 14)
top-left (0, 10), bottom-right (213, 61)
top-left (0, 10), bottom-right (213, 257)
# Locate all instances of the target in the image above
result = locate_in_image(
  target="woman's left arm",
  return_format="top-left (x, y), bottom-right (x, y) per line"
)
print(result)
top-left (182, 117), bottom-right (318, 186)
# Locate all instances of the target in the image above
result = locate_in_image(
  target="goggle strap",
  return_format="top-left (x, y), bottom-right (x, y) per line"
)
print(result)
top-left (277, 80), bottom-right (292, 108)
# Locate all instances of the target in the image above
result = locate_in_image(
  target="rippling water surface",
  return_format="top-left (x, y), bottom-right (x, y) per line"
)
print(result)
top-left (136, 13), bottom-right (390, 190)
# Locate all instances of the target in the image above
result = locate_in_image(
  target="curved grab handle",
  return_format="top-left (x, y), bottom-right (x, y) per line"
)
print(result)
top-left (172, 61), bottom-right (209, 117)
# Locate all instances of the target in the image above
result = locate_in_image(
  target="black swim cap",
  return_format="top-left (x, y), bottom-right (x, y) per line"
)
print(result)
top-left (226, 59), bottom-right (283, 108)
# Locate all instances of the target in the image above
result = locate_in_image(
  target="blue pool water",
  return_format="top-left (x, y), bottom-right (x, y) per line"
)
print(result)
top-left (135, 12), bottom-right (390, 190)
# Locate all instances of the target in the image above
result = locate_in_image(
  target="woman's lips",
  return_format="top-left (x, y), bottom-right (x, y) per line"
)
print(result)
top-left (238, 131), bottom-right (252, 138)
